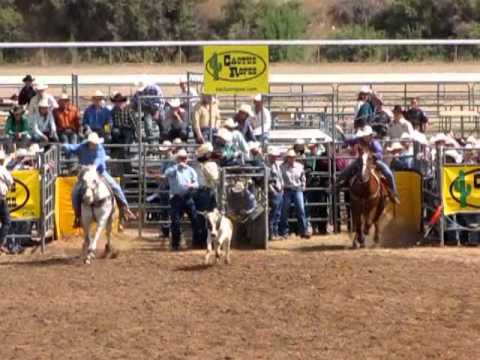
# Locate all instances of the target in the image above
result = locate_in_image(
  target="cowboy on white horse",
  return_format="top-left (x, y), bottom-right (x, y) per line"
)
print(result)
top-left (62, 132), bottom-right (136, 227)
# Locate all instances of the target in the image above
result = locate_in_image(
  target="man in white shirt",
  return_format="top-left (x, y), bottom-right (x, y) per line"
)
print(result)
top-left (27, 83), bottom-right (58, 117)
top-left (0, 150), bottom-right (13, 253)
top-left (252, 94), bottom-right (272, 141)
top-left (388, 105), bottom-right (414, 140)
top-left (178, 76), bottom-right (199, 110)
top-left (31, 98), bottom-right (59, 143)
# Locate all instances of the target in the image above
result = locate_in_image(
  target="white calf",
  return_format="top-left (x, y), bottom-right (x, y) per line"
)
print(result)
top-left (203, 209), bottom-right (233, 265)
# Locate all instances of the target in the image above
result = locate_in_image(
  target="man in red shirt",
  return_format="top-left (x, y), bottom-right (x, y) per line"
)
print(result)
top-left (53, 93), bottom-right (81, 144)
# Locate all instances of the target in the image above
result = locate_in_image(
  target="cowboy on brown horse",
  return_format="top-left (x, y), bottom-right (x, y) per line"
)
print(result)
top-left (337, 125), bottom-right (400, 205)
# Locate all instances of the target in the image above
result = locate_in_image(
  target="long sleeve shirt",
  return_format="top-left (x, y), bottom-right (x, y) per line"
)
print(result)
top-left (53, 104), bottom-right (81, 132)
top-left (18, 86), bottom-right (36, 106)
top-left (27, 93), bottom-right (58, 116)
top-left (131, 84), bottom-right (165, 114)
top-left (62, 141), bottom-right (108, 174)
top-left (5, 115), bottom-right (30, 137)
top-left (345, 137), bottom-right (384, 161)
top-left (164, 164), bottom-right (199, 196)
top-left (31, 112), bottom-right (57, 138)
top-left (280, 161), bottom-right (306, 191)
top-left (252, 107), bottom-right (272, 136)
top-left (0, 165), bottom-right (13, 197)
top-left (83, 105), bottom-right (112, 132)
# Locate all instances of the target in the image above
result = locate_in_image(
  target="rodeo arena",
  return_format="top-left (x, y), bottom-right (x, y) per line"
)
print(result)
top-left (1, 40), bottom-right (480, 359)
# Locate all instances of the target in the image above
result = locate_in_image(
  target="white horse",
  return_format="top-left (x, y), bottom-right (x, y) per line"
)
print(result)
top-left (77, 166), bottom-right (115, 264)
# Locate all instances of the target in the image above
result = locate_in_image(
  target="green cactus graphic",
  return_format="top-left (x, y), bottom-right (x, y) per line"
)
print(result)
top-left (209, 53), bottom-right (222, 80)
top-left (454, 170), bottom-right (472, 207)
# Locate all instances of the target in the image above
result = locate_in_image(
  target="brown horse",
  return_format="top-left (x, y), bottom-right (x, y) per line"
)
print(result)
top-left (349, 152), bottom-right (388, 248)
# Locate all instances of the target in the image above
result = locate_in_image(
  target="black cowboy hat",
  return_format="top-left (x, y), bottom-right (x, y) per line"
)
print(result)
top-left (22, 74), bottom-right (34, 82)
top-left (9, 105), bottom-right (25, 116)
top-left (110, 92), bottom-right (128, 103)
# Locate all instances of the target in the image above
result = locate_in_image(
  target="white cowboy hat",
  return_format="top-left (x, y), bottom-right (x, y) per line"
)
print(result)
top-left (253, 94), bottom-right (263, 102)
top-left (267, 146), bottom-right (281, 157)
top-left (16, 148), bottom-right (30, 158)
top-left (355, 125), bottom-right (374, 138)
top-left (36, 83), bottom-right (48, 91)
top-left (223, 118), bottom-right (237, 129)
top-left (294, 138), bottom-right (306, 146)
top-left (216, 128), bottom-right (233, 143)
top-left (286, 149), bottom-right (297, 157)
top-left (466, 135), bottom-right (477, 145)
top-left (430, 133), bottom-right (448, 144)
top-left (59, 93), bottom-right (69, 100)
top-left (175, 149), bottom-right (188, 159)
top-left (28, 143), bottom-right (44, 154)
top-left (400, 132), bottom-right (411, 141)
top-left (159, 140), bottom-right (172, 152)
top-left (169, 98), bottom-right (181, 108)
top-left (387, 142), bottom-right (404, 152)
top-left (38, 98), bottom-right (50, 108)
top-left (308, 138), bottom-right (317, 146)
top-left (444, 149), bottom-right (463, 164)
top-left (92, 90), bottom-right (105, 98)
top-left (237, 103), bottom-right (254, 117)
top-left (172, 138), bottom-right (183, 145)
top-left (359, 85), bottom-right (372, 94)
top-left (231, 181), bottom-right (245, 193)
top-left (196, 142), bottom-right (213, 157)
top-left (87, 132), bottom-right (104, 145)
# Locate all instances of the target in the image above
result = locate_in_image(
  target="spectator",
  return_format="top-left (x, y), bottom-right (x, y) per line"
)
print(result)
top-left (193, 142), bottom-right (219, 247)
top-left (5, 105), bottom-right (31, 149)
top-left (192, 94), bottom-right (222, 144)
top-left (388, 142), bottom-right (414, 171)
top-left (31, 98), bottom-right (58, 143)
top-left (82, 90), bottom-right (112, 140)
top-left (155, 149), bottom-right (201, 250)
top-left (247, 141), bottom-right (264, 166)
top-left (171, 137), bottom-right (184, 155)
top-left (18, 74), bottom-right (36, 106)
top-left (27, 84), bottom-right (58, 117)
top-left (388, 105), bottom-right (414, 140)
top-left (354, 85), bottom-right (375, 129)
top-left (279, 149), bottom-right (309, 239)
top-left (10, 148), bottom-right (35, 171)
top-left (215, 128), bottom-right (238, 167)
top-left (155, 140), bottom-right (175, 238)
top-left (405, 97), bottom-right (428, 133)
top-left (234, 104), bottom-right (255, 142)
top-left (178, 76), bottom-right (198, 110)
top-left (131, 78), bottom-right (165, 142)
top-left (163, 98), bottom-right (188, 141)
top-left (110, 92), bottom-right (137, 145)
top-left (53, 93), bottom-right (81, 144)
top-left (266, 146), bottom-right (284, 240)
top-left (400, 132), bottom-right (414, 156)
top-left (222, 118), bottom-right (250, 161)
top-left (371, 95), bottom-right (392, 138)
top-left (0, 150), bottom-right (13, 254)
top-left (252, 94), bottom-right (272, 141)
top-left (293, 138), bottom-right (306, 157)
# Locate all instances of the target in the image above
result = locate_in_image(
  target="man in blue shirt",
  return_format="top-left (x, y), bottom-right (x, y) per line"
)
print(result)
top-left (63, 132), bottom-right (136, 228)
top-left (82, 90), bottom-right (112, 140)
top-left (338, 125), bottom-right (400, 204)
top-left (154, 149), bottom-right (201, 250)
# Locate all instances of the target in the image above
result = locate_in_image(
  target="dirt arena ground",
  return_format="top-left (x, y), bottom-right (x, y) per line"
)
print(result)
top-left (1, 233), bottom-right (479, 360)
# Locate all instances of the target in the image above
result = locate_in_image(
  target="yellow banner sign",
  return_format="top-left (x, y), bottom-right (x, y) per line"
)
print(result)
top-left (6, 170), bottom-right (41, 220)
top-left (203, 45), bottom-right (269, 94)
top-left (442, 166), bottom-right (480, 215)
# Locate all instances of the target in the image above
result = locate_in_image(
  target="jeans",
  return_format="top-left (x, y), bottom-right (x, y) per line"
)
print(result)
top-left (7, 134), bottom-right (30, 152)
top-left (279, 189), bottom-right (308, 236)
top-left (72, 171), bottom-right (129, 218)
top-left (59, 130), bottom-right (78, 144)
top-left (269, 191), bottom-right (283, 238)
top-left (194, 188), bottom-right (217, 247)
top-left (0, 197), bottom-right (11, 247)
top-left (339, 158), bottom-right (397, 194)
top-left (170, 193), bottom-right (200, 249)
top-left (196, 127), bottom-right (217, 143)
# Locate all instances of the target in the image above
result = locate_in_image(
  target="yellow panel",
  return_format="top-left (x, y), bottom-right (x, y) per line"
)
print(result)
top-left (6, 170), bottom-right (41, 220)
top-left (442, 166), bottom-right (480, 215)
top-left (203, 45), bottom-right (269, 94)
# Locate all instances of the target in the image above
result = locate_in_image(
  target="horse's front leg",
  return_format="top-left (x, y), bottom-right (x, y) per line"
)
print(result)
top-left (104, 216), bottom-right (114, 258)
top-left (204, 232), bottom-right (213, 265)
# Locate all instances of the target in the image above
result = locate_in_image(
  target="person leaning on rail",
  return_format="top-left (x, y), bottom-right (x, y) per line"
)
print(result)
top-left (53, 93), bottom-right (81, 145)
top-left (82, 90), bottom-right (112, 141)
top-left (5, 105), bottom-right (31, 151)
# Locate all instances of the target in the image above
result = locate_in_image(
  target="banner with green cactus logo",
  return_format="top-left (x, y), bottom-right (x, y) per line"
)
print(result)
top-left (443, 166), bottom-right (480, 214)
top-left (203, 45), bottom-right (269, 94)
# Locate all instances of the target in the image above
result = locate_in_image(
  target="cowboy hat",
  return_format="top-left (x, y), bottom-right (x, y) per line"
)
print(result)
top-left (15, 148), bottom-right (30, 158)
top-left (286, 149), bottom-right (297, 157)
top-left (173, 138), bottom-right (183, 145)
top-left (253, 94), bottom-right (263, 102)
top-left (444, 149), bottom-right (463, 164)
top-left (36, 83), bottom-right (48, 91)
top-left (92, 90), bottom-right (105, 98)
top-left (359, 85), bottom-right (372, 94)
top-left (59, 93), bottom-right (70, 100)
top-left (196, 142), bottom-right (213, 157)
top-left (169, 98), bottom-right (181, 108)
top-left (400, 132), bottom-right (411, 141)
top-left (10, 105), bottom-right (25, 116)
top-left (387, 142), bottom-right (404, 153)
top-left (231, 181), bottom-right (245, 193)
top-left (223, 118), bottom-right (237, 129)
top-left (110, 92), bottom-right (127, 103)
top-left (159, 140), bottom-right (172, 152)
top-left (175, 149), bottom-right (188, 159)
top-left (430, 133), bottom-right (448, 144)
top-left (22, 74), bottom-right (34, 82)
top-left (237, 103), bottom-right (254, 117)
top-left (216, 128), bottom-right (233, 143)
top-left (295, 138), bottom-right (306, 145)
top-left (466, 135), bottom-right (477, 145)
top-left (308, 138), bottom-right (317, 146)
top-left (267, 146), bottom-right (281, 157)
top-left (38, 98), bottom-right (50, 108)
top-left (355, 125), bottom-right (373, 138)
top-left (28, 143), bottom-right (44, 154)
top-left (87, 132), bottom-right (104, 145)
